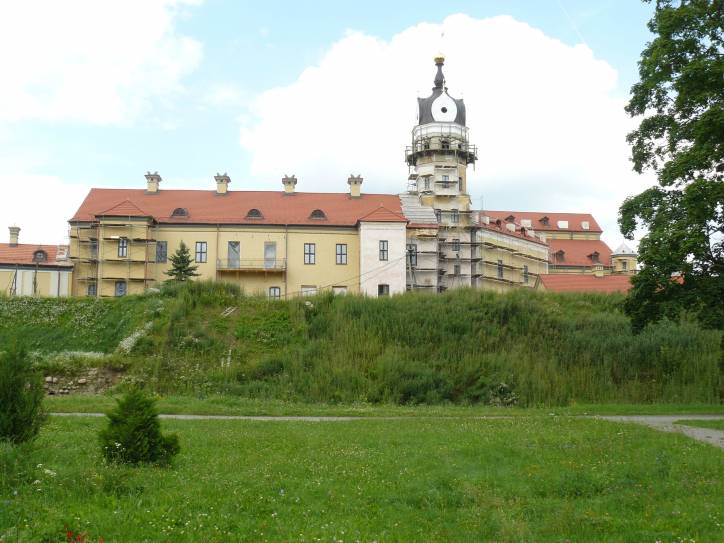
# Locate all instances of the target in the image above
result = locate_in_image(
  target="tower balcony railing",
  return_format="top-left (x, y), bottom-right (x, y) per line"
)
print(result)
top-left (406, 139), bottom-right (477, 166)
top-left (412, 123), bottom-right (468, 141)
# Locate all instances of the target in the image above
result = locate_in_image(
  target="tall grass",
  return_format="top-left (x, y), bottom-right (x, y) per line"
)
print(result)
top-left (126, 282), bottom-right (722, 406)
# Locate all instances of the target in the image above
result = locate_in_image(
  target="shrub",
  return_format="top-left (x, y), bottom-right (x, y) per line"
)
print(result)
top-left (0, 344), bottom-right (45, 443)
top-left (99, 388), bottom-right (179, 465)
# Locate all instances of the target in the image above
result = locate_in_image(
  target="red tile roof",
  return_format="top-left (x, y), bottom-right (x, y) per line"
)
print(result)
top-left (98, 199), bottom-right (150, 217)
top-left (71, 189), bottom-right (404, 227)
top-left (548, 239), bottom-right (613, 267)
top-left (482, 210), bottom-right (602, 233)
top-left (478, 217), bottom-right (549, 246)
top-left (538, 274), bottom-right (632, 293)
top-left (358, 206), bottom-right (407, 223)
top-left (0, 244), bottom-right (70, 267)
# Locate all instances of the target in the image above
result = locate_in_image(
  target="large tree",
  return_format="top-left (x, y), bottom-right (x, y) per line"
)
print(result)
top-left (620, 0), bottom-right (723, 331)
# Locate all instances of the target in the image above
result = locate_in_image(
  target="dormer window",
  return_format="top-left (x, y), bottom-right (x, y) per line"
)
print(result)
top-left (505, 215), bottom-right (515, 222)
top-left (554, 250), bottom-right (565, 263)
top-left (589, 251), bottom-right (600, 264)
top-left (171, 207), bottom-right (189, 217)
top-left (246, 208), bottom-right (263, 219)
top-left (32, 250), bottom-right (47, 263)
top-left (539, 216), bottom-right (550, 226)
top-left (309, 209), bottom-right (327, 220)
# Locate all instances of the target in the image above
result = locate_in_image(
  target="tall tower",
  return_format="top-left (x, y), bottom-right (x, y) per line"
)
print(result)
top-left (405, 56), bottom-right (479, 290)
top-left (406, 56), bottom-right (477, 215)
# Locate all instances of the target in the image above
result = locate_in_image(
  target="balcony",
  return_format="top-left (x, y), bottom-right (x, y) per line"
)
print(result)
top-left (217, 258), bottom-right (287, 272)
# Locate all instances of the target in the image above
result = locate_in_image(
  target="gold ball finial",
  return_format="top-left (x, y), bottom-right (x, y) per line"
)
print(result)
top-left (434, 54), bottom-right (445, 65)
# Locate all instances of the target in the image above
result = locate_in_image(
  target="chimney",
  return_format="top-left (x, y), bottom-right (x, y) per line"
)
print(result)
top-left (348, 174), bottom-right (363, 198)
top-left (215, 172), bottom-right (231, 195)
top-left (8, 225), bottom-right (20, 246)
top-left (145, 171), bottom-right (161, 193)
top-left (282, 174), bottom-right (297, 195)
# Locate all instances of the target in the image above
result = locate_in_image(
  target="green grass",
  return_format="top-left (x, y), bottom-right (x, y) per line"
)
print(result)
top-left (0, 295), bottom-right (154, 352)
top-left (4, 282), bottom-right (723, 406)
top-left (44, 394), bottom-right (724, 418)
top-left (675, 419), bottom-right (724, 431)
top-left (1, 417), bottom-right (722, 542)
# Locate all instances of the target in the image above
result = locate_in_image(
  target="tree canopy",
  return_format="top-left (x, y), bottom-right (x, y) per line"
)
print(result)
top-left (620, 0), bottom-right (723, 331)
top-left (164, 241), bottom-right (200, 282)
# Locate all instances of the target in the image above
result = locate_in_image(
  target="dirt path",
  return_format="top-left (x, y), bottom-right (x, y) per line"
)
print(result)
top-left (596, 415), bottom-right (724, 450)
top-left (51, 413), bottom-right (724, 449)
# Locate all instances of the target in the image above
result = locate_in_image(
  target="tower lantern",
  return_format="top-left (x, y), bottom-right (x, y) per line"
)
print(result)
top-left (405, 56), bottom-right (477, 199)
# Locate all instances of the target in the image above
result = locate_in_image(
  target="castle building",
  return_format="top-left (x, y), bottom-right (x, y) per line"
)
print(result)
top-left (4, 57), bottom-right (636, 298)
top-left (0, 226), bottom-right (72, 297)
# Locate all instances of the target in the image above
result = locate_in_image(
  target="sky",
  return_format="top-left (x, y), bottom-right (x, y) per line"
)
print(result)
top-left (0, 0), bottom-right (658, 246)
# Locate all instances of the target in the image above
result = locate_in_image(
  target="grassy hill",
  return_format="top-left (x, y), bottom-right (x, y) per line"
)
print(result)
top-left (1, 282), bottom-right (721, 406)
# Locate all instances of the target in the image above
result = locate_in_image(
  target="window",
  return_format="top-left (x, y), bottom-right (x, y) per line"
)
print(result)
top-left (379, 240), bottom-right (388, 261)
top-left (195, 241), bottom-right (208, 263)
top-left (309, 209), bottom-right (327, 220)
top-left (87, 283), bottom-right (97, 296)
top-left (435, 209), bottom-right (442, 223)
top-left (539, 216), bottom-right (550, 226)
top-left (90, 240), bottom-right (98, 259)
top-left (114, 280), bottom-right (127, 297)
top-left (424, 177), bottom-right (431, 190)
top-left (555, 250), bottom-right (565, 263)
top-left (452, 238), bottom-right (460, 252)
top-left (458, 177), bottom-right (463, 191)
top-left (228, 241), bottom-right (240, 268)
top-left (451, 209), bottom-right (459, 224)
top-left (156, 241), bottom-right (168, 263)
top-left (336, 243), bottom-right (347, 265)
top-left (32, 250), bottom-right (47, 263)
top-left (454, 264), bottom-right (461, 276)
top-left (589, 251), bottom-right (600, 264)
top-left (301, 285), bottom-right (317, 296)
top-left (332, 286), bottom-right (348, 295)
top-left (268, 286), bottom-right (281, 300)
top-left (497, 259), bottom-right (504, 279)
top-left (171, 207), bottom-right (189, 217)
top-left (118, 237), bottom-right (128, 258)
top-left (407, 243), bottom-right (417, 267)
top-left (246, 208), bottom-right (263, 219)
top-left (442, 174), bottom-right (449, 182)
top-left (441, 139), bottom-right (450, 150)
top-left (378, 284), bottom-right (390, 296)
top-left (523, 265), bottom-right (529, 284)
top-left (304, 243), bottom-right (316, 264)
top-left (622, 260), bottom-right (628, 271)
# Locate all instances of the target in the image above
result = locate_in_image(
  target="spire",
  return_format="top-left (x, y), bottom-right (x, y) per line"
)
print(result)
top-left (433, 55), bottom-right (445, 89)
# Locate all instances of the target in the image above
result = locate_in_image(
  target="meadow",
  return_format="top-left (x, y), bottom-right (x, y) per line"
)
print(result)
top-left (2, 282), bottom-right (721, 407)
top-left (1, 415), bottom-right (722, 542)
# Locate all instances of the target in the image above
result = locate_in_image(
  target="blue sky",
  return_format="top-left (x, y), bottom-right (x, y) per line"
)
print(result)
top-left (0, 0), bottom-right (656, 244)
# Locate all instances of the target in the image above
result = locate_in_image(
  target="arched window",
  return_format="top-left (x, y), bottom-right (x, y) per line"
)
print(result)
top-left (309, 209), bottom-right (327, 220)
top-left (171, 207), bottom-right (189, 217)
top-left (246, 208), bottom-right (263, 219)
top-left (32, 250), bottom-right (47, 263)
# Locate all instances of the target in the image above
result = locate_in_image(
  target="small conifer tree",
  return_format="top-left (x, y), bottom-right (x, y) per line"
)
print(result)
top-left (0, 344), bottom-right (46, 443)
top-left (99, 388), bottom-right (180, 465)
top-left (164, 241), bottom-right (200, 282)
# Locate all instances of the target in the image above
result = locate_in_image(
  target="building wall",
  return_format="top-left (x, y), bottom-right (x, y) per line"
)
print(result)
top-left (0, 267), bottom-right (72, 297)
top-left (70, 220), bottom-right (363, 298)
top-left (360, 221), bottom-right (407, 297)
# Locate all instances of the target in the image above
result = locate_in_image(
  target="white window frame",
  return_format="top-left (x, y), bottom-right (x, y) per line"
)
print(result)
top-left (379, 240), bottom-right (388, 261)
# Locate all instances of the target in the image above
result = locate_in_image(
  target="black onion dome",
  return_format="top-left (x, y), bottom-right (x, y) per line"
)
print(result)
top-left (417, 56), bottom-right (466, 126)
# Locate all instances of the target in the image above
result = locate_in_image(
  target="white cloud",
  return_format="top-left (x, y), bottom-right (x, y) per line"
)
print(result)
top-left (239, 14), bottom-right (655, 246)
top-left (0, 0), bottom-right (203, 124)
top-left (0, 175), bottom-right (89, 245)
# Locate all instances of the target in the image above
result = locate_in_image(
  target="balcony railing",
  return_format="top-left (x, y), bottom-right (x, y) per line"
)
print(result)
top-left (217, 258), bottom-right (287, 271)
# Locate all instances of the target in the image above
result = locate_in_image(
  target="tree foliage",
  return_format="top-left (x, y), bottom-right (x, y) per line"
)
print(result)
top-left (620, 0), bottom-right (723, 331)
top-left (0, 344), bottom-right (46, 443)
top-left (99, 388), bottom-right (180, 465)
top-left (164, 241), bottom-right (200, 282)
